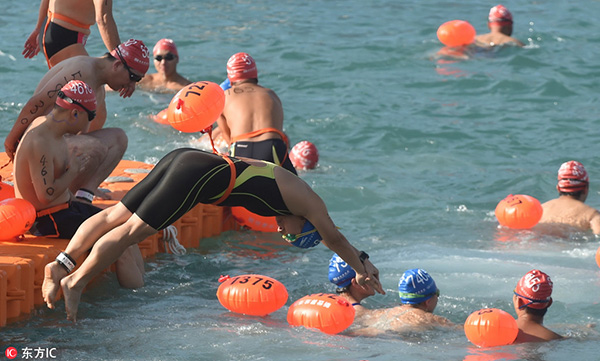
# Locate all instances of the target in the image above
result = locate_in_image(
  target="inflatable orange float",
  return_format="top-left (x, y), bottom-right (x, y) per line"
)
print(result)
top-left (464, 308), bottom-right (518, 347)
top-left (0, 198), bottom-right (36, 241)
top-left (216, 274), bottom-right (288, 316)
top-left (495, 194), bottom-right (543, 229)
top-left (437, 20), bottom-right (476, 47)
top-left (230, 207), bottom-right (278, 232)
top-left (287, 293), bottom-right (355, 334)
top-left (167, 81), bottom-right (225, 133)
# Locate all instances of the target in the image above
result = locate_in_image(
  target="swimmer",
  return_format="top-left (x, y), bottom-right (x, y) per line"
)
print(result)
top-left (217, 52), bottom-right (297, 174)
top-left (512, 269), bottom-right (563, 343)
top-left (24, 0), bottom-right (122, 69)
top-left (475, 5), bottom-right (525, 48)
top-left (537, 160), bottom-right (600, 235)
top-left (137, 39), bottom-right (192, 93)
top-left (14, 80), bottom-right (143, 288)
top-left (41, 148), bottom-right (384, 321)
top-left (5, 39), bottom-right (149, 202)
top-left (350, 268), bottom-right (454, 336)
top-left (328, 254), bottom-right (376, 319)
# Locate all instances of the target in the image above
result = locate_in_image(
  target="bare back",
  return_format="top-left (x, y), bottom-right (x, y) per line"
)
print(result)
top-left (539, 197), bottom-right (600, 234)
top-left (217, 82), bottom-right (284, 144)
top-left (475, 33), bottom-right (524, 47)
top-left (514, 319), bottom-right (563, 343)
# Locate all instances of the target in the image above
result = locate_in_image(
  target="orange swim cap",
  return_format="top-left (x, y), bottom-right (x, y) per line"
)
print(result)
top-left (557, 160), bottom-right (588, 193)
top-left (111, 39), bottom-right (150, 75)
top-left (55, 80), bottom-right (96, 112)
top-left (153, 38), bottom-right (178, 57)
top-left (514, 270), bottom-right (553, 309)
top-left (226, 52), bottom-right (258, 83)
top-left (488, 4), bottom-right (513, 26)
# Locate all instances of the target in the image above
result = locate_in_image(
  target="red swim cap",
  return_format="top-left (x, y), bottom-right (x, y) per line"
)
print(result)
top-left (557, 160), bottom-right (588, 193)
top-left (489, 4), bottom-right (513, 25)
top-left (514, 269), bottom-right (553, 309)
top-left (111, 39), bottom-right (150, 75)
top-left (227, 52), bottom-right (258, 83)
top-left (55, 80), bottom-right (96, 112)
top-left (290, 141), bottom-right (319, 170)
top-left (153, 38), bottom-right (178, 57)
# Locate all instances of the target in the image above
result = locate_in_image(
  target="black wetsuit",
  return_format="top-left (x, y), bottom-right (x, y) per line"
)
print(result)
top-left (230, 139), bottom-right (297, 175)
top-left (120, 148), bottom-right (292, 230)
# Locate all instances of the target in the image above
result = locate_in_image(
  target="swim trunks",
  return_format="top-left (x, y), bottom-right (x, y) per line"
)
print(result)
top-left (120, 148), bottom-right (292, 230)
top-left (29, 201), bottom-right (102, 239)
top-left (43, 20), bottom-right (88, 64)
top-left (230, 138), bottom-right (297, 175)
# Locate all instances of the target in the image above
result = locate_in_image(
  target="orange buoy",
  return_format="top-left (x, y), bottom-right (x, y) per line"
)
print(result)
top-left (153, 108), bottom-right (169, 125)
top-left (289, 141), bottom-right (319, 170)
top-left (0, 182), bottom-right (15, 201)
top-left (0, 198), bottom-right (36, 241)
top-left (596, 246), bottom-right (600, 269)
top-left (216, 274), bottom-right (288, 316)
top-left (167, 81), bottom-right (225, 133)
top-left (287, 293), bottom-right (355, 335)
top-left (437, 20), bottom-right (476, 47)
top-left (495, 194), bottom-right (543, 229)
top-left (464, 308), bottom-right (518, 347)
top-left (230, 207), bottom-right (278, 232)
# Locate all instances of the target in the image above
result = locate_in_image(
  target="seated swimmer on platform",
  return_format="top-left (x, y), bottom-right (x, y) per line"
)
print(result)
top-left (537, 160), bottom-right (600, 235)
top-left (475, 5), bottom-right (524, 48)
top-left (41, 148), bottom-right (384, 321)
top-left (216, 52), bottom-right (297, 174)
top-left (14, 80), bottom-right (143, 289)
top-left (137, 39), bottom-right (191, 93)
top-left (512, 269), bottom-right (563, 343)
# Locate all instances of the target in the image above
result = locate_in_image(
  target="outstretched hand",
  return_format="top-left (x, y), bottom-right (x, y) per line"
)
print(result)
top-left (356, 259), bottom-right (385, 295)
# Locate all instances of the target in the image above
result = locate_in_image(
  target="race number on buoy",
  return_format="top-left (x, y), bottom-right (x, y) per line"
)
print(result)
top-left (167, 81), bottom-right (225, 133)
top-left (216, 274), bottom-right (288, 316)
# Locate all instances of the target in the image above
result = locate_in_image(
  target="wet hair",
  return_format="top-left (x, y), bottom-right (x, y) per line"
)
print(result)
top-left (525, 306), bottom-right (548, 317)
top-left (102, 52), bottom-right (118, 61)
top-left (558, 189), bottom-right (585, 200)
top-left (335, 286), bottom-right (350, 294)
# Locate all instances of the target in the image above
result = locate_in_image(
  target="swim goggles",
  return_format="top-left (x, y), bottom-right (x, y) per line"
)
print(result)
top-left (399, 289), bottom-right (440, 303)
top-left (57, 90), bottom-right (96, 121)
top-left (115, 47), bottom-right (143, 82)
top-left (155, 53), bottom-right (175, 62)
top-left (513, 290), bottom-right (551, 309)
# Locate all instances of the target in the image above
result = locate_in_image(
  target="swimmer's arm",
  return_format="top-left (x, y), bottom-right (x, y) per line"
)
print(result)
top-left (94, 0), bottom-right (120, 52)
top-left (26, 147), bottom-right (76, 205)
top-left (277, 169), bottom-right (384, 294)
top-left (23, 0), bottom-right (49, 58)
top-left (589, 212), bottom-right (600, 235)
top-left (216, 113), bottom-right (232, 145)
top-left (5, 92), bottom-right (53, 160)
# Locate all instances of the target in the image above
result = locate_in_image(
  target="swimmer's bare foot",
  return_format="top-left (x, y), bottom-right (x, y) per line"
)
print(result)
top-left (61, 276), bottom-right (84, 322)
top-left (42, 262), bottom-right (67, 309)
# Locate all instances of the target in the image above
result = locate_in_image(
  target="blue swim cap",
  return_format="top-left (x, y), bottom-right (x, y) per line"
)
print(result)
top-left (328, 253), bottom-right (356, 288)
top-left (289, 220), bottom-right (322, 249)
top-left (398, 268), bottom-right (438, 304)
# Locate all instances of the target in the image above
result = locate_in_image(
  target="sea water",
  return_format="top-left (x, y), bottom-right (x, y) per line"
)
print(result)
top-left (1, 0), bottom-right (600, 360)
